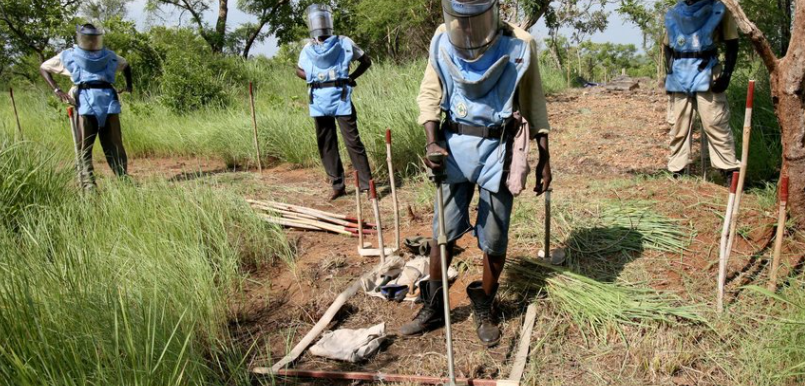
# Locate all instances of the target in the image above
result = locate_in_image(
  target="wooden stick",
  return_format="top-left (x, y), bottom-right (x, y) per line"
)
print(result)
top-left (767, 176), bottom-right (789, 291)
top-left (248, 82), bottom-right (264, 172)
top-left (250, 202), bottom-right (362, 228)
top-left (66, 107), bottom-right (82, 187)
top-left (385, 128), bottom-right (401, 250)
top-left (724, 80), bottom-right (756, 266)
top-left (9, 87), bottom-right (22, 140)
top-left (355, 170), bottom-right (365, 250)
top-left (370, 180), bottom-right (387, 265)
top-left (252, 368), bottom-right (518, 386)
top-left (258, 214), bottom-right (353, 236)
top-left (508, 303), bottom-right (538, 382)
top-left (269, 278), bottom-right (363, 372)
top-left (248, 199), bottom-right (373, 226)
top-left (717, 172), bottom-right (740, 313)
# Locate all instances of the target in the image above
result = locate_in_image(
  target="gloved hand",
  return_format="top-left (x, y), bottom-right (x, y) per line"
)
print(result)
top-left (534, 159), bottom-right (552, 196)
top-left (347, 77), bottom-right (357, 87)
top-left (711, 73), bottom-right (732, 93)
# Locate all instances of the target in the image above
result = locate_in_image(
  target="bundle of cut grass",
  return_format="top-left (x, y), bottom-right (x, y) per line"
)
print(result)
top-left (508, 258), bottom-right (706, 334)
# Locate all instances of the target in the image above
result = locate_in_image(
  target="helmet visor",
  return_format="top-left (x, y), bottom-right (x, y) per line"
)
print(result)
top-left (305, 4), bottom-right (334, 39)
top-left (442, 0), bottom-right (499, 59)
top-left (76, 24), bottom-right (105, 51)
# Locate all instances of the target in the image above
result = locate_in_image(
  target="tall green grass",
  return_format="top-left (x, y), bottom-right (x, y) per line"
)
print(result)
top-left (0, 138), bottom-right (293, 385)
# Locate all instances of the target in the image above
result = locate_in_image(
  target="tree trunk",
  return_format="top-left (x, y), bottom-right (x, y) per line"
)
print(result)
top-left (722, 0), bottom-right (805, 226)
top-left (212, 0), bottom-right (228, 53)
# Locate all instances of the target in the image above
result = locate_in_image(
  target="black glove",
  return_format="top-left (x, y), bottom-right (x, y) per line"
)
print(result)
top-left (711, 73), bottom-right (732, 93)
top-left (347, 77), bottom-right (357, 87)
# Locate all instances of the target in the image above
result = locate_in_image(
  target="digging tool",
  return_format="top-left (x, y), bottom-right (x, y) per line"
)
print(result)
top-left (767, 176), bottom-right (790, 292)
top-left (369, 180), bottom-right (387, 265)
top-left (427, 152), bottom-right (457, 386)
top-left (385, 128), bottom-right (401, 250)
top-left (537, 189), bottom-right (566, 265)
top-left (724, 80), bottom-right (756, 271)
top-left (9, 87), bottom-right (22, 140)
top-left (248, 82), bottom-right (263, 172)
top-left (717, 171), bottom-right (739, 313)
top-left (66, 107), bottom-right (83, 187)
top-left (355, 170), bottom-right (365, 251)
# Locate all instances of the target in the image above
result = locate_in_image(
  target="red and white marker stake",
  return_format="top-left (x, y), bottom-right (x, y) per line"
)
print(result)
top-left (385, 128), bottom-right (401, 251)
top-left (369, 180), bottom-right (387, 265)
top-left (767, 176), bottom-right (790, 291)
top-left (723, 80), bottom-right (755, 290)
top-left (66, 107), bottom-right (83, 186)
top-left (248, 82), bottom-right (263, 172)
top-left (354, 170), bottom-right (365, 248)
top-left (717, 171), bottom-right (740, 313)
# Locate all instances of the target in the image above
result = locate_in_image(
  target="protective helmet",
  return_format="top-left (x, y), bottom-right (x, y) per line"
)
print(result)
top-left (442, 0), bottom-right (500, 59)
top-left (305, 4), bottom-right (334, 40)
top-left (76, 24), bottom-right (104, 51)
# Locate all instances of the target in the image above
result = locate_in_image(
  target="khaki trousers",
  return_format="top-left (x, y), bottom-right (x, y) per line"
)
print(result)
top-left (666, 91), bottom-right (740, 172)
top-left (75, 114), bottom-right (128, 190)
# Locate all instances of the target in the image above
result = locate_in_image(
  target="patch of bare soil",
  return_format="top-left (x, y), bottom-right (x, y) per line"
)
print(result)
top-left (103, 87), bottom-right (804, 385)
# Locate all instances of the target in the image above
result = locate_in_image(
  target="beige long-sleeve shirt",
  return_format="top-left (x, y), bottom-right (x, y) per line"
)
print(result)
top-left (417, 22), bottom-right (551, 137)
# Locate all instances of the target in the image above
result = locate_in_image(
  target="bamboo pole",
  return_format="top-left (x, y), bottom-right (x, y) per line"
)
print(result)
top-left (251, 368), bottom-right (519, 386)
top-left (370, 180), bottom-right (387, 265)
top-left (9, 87), bottom-right (23, 140)
top-left (717, 171), bottom-right (740, 313)
top-left (385, 128), bottom-right (401, 250)
top-left (724, 80), bottom-right (756, 266)
top-left (767, 176), bottom-right (790, 291)
top-left (269, 278), bottom-right (363, 372)
top-left (507, 303), bottom-right (538, 382)
top-left (248, 82), bottom-right (264, 172)
top-left (355, 170), bottom-right (365, 250)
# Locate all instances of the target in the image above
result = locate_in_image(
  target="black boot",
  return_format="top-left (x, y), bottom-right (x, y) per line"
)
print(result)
top-left (400, 280), bottom-right (445, 336)
top-left (467, 281), bottom-right (501, 347)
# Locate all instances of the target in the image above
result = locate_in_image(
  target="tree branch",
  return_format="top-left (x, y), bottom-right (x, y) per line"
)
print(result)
top-left (720, 0), bottom-right (778, 72)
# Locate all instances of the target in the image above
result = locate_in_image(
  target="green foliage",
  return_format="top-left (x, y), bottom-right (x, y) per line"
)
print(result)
top-left (348, 0), bottom-right (441, 61)
top-left (157, 40), bottom-right (228, 112)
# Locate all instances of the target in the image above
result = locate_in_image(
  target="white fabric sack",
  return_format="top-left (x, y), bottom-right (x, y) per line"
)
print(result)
top-left (309, 323), bottom-right (386, 362)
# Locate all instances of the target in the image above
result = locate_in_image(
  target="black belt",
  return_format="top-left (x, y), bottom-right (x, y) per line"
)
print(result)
top-left (309, 79), bottom-right (349, 103)
top-left (445, 120), bottom-right (506, 139)
top-left (672, 49), bottom-right (717, 60)
top-left (77, 82), bottom-right (115, 90)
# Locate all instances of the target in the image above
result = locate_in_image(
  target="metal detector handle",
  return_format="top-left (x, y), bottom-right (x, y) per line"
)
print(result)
top-left (427, 152), bottom-right (446, 182)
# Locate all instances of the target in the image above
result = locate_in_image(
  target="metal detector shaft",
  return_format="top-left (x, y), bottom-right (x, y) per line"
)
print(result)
top-left (428, 152), bottom-right (457, 386)
top-left (544, 190), bottom-right (551, 258)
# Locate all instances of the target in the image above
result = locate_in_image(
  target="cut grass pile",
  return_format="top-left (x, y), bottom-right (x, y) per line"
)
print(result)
top-left (0, 138), bottom-right (293, 385)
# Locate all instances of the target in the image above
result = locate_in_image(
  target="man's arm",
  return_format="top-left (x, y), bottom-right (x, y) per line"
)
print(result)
top-left (295, 67), bottom-right (306, 80)
top-left (517, 38), bottom-right (552, 194)
top-left (39, 56), bottom-right (70, 103)
top-left (712, 39), bottom-right (738, 93)
top-left (349, 54), bottom-right (372, 82)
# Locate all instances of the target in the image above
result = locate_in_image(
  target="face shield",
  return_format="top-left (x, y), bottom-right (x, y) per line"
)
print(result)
top-left (305, 4), bottom-right (334, 40)
top-left (442, 0), bottom-right (500, 60)
top-left (76, 24), bottom-right (104, 51)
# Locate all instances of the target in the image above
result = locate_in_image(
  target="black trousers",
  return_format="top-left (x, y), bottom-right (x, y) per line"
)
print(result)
top-left (313, 104), bottom-right (372, 191)
top-left (76, 114), bottom-right (128, 190)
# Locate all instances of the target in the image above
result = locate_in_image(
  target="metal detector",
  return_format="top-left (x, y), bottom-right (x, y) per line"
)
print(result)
top-left (537, 189), bottom-right (566, 265)
top-left (427, 152), bottom-right (457, 386)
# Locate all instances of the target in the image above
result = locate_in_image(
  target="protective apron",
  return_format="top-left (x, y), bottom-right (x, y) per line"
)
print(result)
top-left (299, 36), bottom-right (355, 117)
top-left (665, 0), bottom-right (726, 95)
top-left (430, 30), bottom-right (530, 193)
top-left (61, 47), bottom-right (120, 127)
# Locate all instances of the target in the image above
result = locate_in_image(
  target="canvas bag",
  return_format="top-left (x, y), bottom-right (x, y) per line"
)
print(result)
top-left (506, 112), bottom-right (530, 196)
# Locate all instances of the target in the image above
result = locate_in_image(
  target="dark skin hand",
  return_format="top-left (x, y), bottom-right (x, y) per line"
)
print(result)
top-left (712, 39), bottom-right (738, 93)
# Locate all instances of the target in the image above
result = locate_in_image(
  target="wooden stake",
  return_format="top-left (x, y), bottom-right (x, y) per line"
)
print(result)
top-left (355, 170), bottom-right (365, 250)
top-left (724, 80), bottom-right (756, 268)
top-left (717, 171), bottom-right (740, 313)
top-left (248, 82), bottom-right (264, 172)
top-left (9, 87), bottom-right (22, 140)
top-left (385, 128), bottom-right (401, 250)
top-left (248, 199), bottom-right (371, 225)
top-left (508, 303), bottom-right (538, 382)
top-left (767, 176), bottom-right (789, 291)
top-left (370, 180), bottom-right (387, 265)
top-left (252, 368), bottom-right (519, 386)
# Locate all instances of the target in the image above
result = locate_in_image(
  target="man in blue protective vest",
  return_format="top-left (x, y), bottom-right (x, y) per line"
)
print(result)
top-left (400, 0), bottom-right (552, 347)
top-left (296, 4), bottom-right (373, 201)
top-left (40, 23), bottom-right (133, 192)
top-left (664, 0), bottom-right (741, 185)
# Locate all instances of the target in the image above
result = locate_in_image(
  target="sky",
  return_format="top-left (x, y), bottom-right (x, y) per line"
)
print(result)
top-left (126, 1), bottom-right (646, 58)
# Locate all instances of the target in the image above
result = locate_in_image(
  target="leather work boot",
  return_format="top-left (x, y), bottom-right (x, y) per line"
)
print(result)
top-left (400, 280), bottom-right (445, 336)
top-left (467, 281), bottom-right (501, 347)
top-left (329, 188), bottom-right (347, 201)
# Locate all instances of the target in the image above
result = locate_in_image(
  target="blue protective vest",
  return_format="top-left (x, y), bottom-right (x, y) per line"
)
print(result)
top-left (665, 0), bottom-right (725, 95)
top-left (429, 29), bottom-right (530, 193)
top-left (61, 47), bottom-right (121, 127)
top-left (298, 36), bottom-right (355, 117)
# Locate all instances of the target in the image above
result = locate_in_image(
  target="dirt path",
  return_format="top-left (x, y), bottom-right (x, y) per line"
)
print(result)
top-left (114, 88), bottom-right (803, 385)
